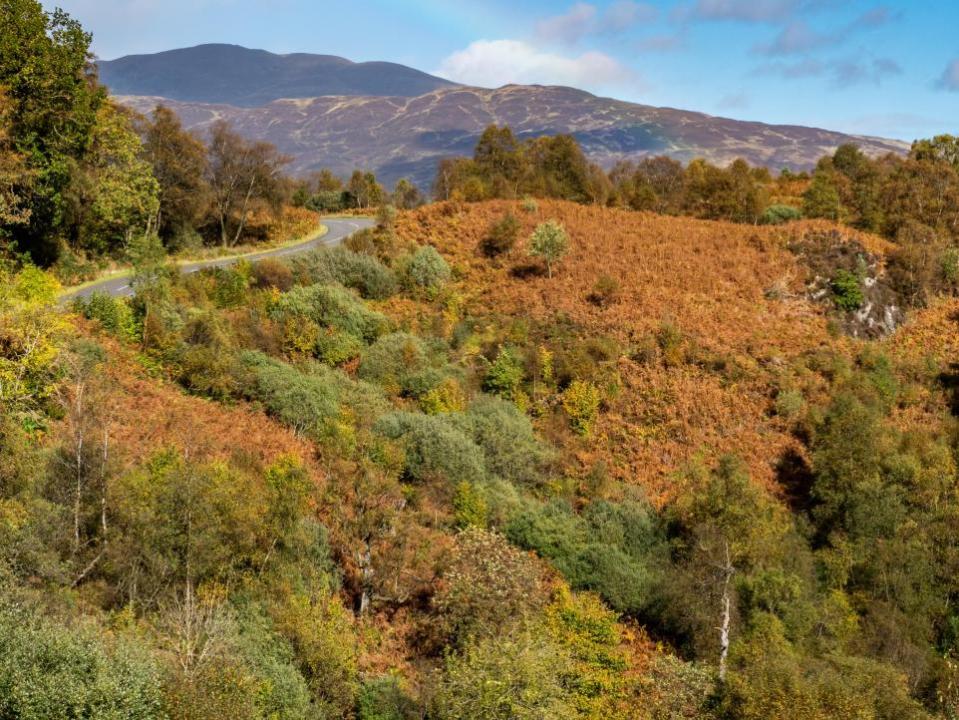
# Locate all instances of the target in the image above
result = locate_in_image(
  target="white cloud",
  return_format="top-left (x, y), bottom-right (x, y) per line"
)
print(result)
top-left (535, 2), bottom-right (657, 45)
top-left (434, 39), bottom-right (637, 92)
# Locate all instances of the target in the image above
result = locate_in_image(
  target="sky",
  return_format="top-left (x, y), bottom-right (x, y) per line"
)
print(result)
top-left (46, 0), bottom-right (958, 141)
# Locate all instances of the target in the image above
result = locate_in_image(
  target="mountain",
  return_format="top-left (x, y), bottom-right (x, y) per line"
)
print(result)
top-left (97, 44), bottom-right (458, 106)
top-left (104, 45), bottom-right (910, 189)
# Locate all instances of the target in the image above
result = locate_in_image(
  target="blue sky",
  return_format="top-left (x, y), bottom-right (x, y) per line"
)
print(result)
top-left (49, 0), bottom-right (958, 141)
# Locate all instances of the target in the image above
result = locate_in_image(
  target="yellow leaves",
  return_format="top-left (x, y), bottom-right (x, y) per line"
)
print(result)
top-left (562, 380), bottom-right (601, 437)
top-left (0, 265), bottom-right (66, 413)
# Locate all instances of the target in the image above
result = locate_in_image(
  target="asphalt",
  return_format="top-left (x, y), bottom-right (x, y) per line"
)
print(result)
top-left (61, 217), bottom-right (375, 302)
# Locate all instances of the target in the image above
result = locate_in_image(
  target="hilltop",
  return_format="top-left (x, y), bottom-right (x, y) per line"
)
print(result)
top-left (103, 45), bottom-right (909, 187)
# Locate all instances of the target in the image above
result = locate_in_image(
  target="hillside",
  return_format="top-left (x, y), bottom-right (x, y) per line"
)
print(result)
top-left (106, 46), bottom-right (909, 187)
top-left (97, 44), bottom-right (457, 106)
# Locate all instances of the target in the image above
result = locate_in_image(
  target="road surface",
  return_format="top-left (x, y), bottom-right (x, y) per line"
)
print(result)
top-left (62, 217), bottom-right (374, 301)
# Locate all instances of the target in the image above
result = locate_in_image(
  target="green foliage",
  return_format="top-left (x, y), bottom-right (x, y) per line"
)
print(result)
top-left (0, 265), bottom-right (64, 414)
top-left (0, 0), bottom-right (106, 264)
top-left (358, 675), bottom-right (418, 720)
top-left (400, 245), bottom-right (451, 292)
top-left (432, 630), bottom-right (577, 720)
top-left (269, 283), bottom-right (388, 343)
top-left (373, 412), bottom-right (486, 485)
top-left (290, 246), bottom-right (397, 300)
top-left (507, 499), bottom-right (664, 614)
top-left (358, 332), bottom-right (432, 394)
top-left (453, 481), bottom-right (489, 529)
top-left (759, 204), bottom-right (802, 225)
top-left (483, 346), bottom-right (525, 400)
top-left (0, 599), bottom-right (167, 719)
top-left (453, 397), bottom-right (550, 487)
top-left (830, 269), bottom-right (864, 311)
top-left (528, 220), bottom-right (569, 278)
top-left (240, 351), bottom-right (340, 437)
top-left (803, 170), bottom-right (842, 221)
top-left (74, 291), bottom-right (138, 341)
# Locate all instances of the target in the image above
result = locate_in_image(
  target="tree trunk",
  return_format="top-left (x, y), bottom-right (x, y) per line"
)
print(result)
top-left (718, 540), bottom-right (734, 682)
top-left (358, 540), bottom-right (373, 615)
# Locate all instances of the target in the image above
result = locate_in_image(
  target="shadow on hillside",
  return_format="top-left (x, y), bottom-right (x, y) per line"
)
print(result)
top-left (510, 262), bottom-right (546, 279)
top-left (775, 448), bottom-right (816, 513)
top-left (939, 363), bottom-right (959, 416)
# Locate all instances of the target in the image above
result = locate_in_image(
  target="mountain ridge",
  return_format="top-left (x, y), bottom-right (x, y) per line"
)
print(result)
top-left (103, 45), bottom-right (910, 188)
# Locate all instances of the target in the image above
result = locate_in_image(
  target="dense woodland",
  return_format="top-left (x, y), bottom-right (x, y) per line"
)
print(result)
top-left (3, 2), bottom-right (959, 719)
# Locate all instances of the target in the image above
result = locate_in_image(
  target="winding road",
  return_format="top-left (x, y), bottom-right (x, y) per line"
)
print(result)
top-left (61, 217), bottom-right (375, 302)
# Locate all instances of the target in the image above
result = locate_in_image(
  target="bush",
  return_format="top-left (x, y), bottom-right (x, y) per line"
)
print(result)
top-left (270, 283), bottom-right (388, 343)
top-left (240, 351), bottom-right (340, 437)
top-left (358, 332), bottom-right (431, 394)
top-left (760, 204), bottom-right (803, 225)
top-left (358, 675), bottom-right (418, 720)
top-left (74, 291), bottom-right (137, 341)
top-left (481, 213), bottom-right (520, 257)
top-left (483, 346), bottom-right (525, 400)
top-left (453, 397), bottom-right (551, 487)
top-left (253, 257), bottom-right (294, 291)
top-left (433, 528), bottom-right (547, 646)
top-left (521, 197), bottom-right (539, 213)
top-left (374, 412), bottom-right (487, 485)
top-left (587, 275), bottom-right (621, 307)
top-left (401, 245), bottom-right (451, 291)
top-left (432, 630), bottom-right (576, 720)
top-left (830, 269), bottom-right (864, 311)
top-left (289, 246), bottom-right (397, 300)
top-left (506, 499), bottom-right (664, 614)
top-left (562, 380), bottom-right (601, 436)
top-left (0, 600), bottom-right (167, 719)
top-left (528, 221), bottom-right (569, 278)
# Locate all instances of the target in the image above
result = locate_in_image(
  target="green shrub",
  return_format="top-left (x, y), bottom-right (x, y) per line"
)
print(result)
top-left (315, 327), bottom-right (364, 366)
top-left (483, 346), bottom-right (525, 400)
top-left (506, 499), bottom-right (664, 614)
top-left (0, 600), bottom-right (167, 719)
top-left (206, 265), bottom-right (249, 308)
top-left (401, 245), bottom-right (451, 291)
top-left (358, 332), bottom-right (431, 393)
top-left (830, 269), bottom-right (864, 311)
top-left (481, 213), bottom-right (520, 257)
top-left (432, 630), bottom-right (576, 720)
top-left (453, 481), bottom-right (489, 529)
top-left (74, 291), bottom-right (137, 341)
top-left (358, 675), bottom-right (418, 720)
top-left (290, 246), bottom-right (397, 300)
top-left (270, 283), bottom-right (388, 343)
top-left (240, 351), bottom-right (340, 437)
top-left (453, 397), bottom-right (551, 487)
top-left (521, 197), bottom-right (539, 213)
top-left (760, 204), bottom-right (803, 225)
top-left (774, 389), bottom-right (805, 419)
top-left (373, 412), bottom-right (486, 485)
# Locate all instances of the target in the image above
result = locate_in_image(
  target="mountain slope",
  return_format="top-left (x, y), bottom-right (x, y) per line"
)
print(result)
top-left (117, 83), bottom-right (910, 188)
top-left (97, 43), bottom-right (458, 106)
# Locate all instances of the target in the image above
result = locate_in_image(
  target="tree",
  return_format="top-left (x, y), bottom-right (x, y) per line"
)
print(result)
top-left (391, 178), bottom-right (423, 209)
top-left (347, 170), bottom-right (384, 210)
top-left (528, 220), bottom-right (569, 278)
top-left (0, 88), bottom-right (31, 227)
top-left (206, 120), bottom-right (290, 247)
top-left (141, 104), bottom-right (209, 244)
top-left (66, 102), bottom-right (159, 255)
top-left (473, 124), bottom-right (524, 197)
top-left (803, 168), bottom-right (842, 221)
top-left (0, 0), bottom-right (105, 264)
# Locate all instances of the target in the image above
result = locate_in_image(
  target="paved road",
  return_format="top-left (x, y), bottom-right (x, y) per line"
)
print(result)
top-left (62, 217), bottom-right (374, 301)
